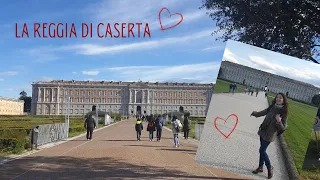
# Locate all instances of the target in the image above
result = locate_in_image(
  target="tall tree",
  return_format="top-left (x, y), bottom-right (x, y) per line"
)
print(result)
top-left (201, 0), bottom-right (320, 64)
top-left (19, 90), bottom-right (27, 98)
top-left (19, 91), bottom-right (32, 113)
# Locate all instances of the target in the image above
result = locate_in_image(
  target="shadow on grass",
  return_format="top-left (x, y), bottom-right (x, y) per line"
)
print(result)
top-left (302, 140), bottom-right (320, 171)
top-left (0, 156), bottom-right (249, 180)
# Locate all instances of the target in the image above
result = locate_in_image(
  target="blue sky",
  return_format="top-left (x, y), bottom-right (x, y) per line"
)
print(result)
top-left (223, 40), bottom-right (320, 88)
top-left (0, 0), bottom-right (226, 98)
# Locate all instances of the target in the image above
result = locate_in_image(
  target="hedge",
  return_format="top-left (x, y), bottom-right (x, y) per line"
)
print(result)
top-left (0, 138), bottom-right (25, 154)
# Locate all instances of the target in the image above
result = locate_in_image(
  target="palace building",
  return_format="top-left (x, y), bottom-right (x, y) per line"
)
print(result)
top-left (31, 80), bottom-right (214, 117)
top-left (219, 60), bottom-right (320, 103)
top-left (0, 97), bottom-right (24, 115)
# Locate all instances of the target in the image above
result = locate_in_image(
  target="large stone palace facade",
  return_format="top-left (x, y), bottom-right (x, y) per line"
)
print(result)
top-left (0, 97), bottom-right (24, 115)
top-left (31, 80), bottom-right (214, 117)
top-left (219, 60), bottom-right (320, 103)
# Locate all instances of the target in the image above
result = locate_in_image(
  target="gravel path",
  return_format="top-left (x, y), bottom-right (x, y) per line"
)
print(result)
top-left (196, 92), bottom-right (289, 180)
top-left (0, 118), bottom-right (249, 180)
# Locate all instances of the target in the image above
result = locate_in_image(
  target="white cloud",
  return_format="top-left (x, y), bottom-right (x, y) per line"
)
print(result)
top-left (0, 78), bottom-right (4, 81)
top-left (72, 72), bottom-right (77, 74)
top-left (89, 62), bottom-right (220, 82)
top-left (0, 71), bottom-right (18, 76)
top-left (248, 56), bottom-right (276, 71)
top-left (23, 47), bottom-right (60, 63)
top-left (39, 77), bottom-right (54, 82)
top-left (224, 40), bottom-right (320, 87)
top-left (247, 55), bottom-right (320, 82)
top-left (86, 0), bottom-right (180, 23)
top-left (82, 71), bottom-right (100, 76)
top-left (7, 86), bottom-right (32, 93)
top-left (223, 48), bottom-right (239, 64)
top-left (62, 29), bottom-right (214, 55)
top-left (85, 0), bottom-right (206, 32)
top-left (201, 46), bottom-right (224, 52)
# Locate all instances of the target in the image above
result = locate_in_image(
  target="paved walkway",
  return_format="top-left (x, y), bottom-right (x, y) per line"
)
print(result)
top-left (196, 92), bottom-right (289, 180)
top-left (0, 118), bottom-right (250, 180)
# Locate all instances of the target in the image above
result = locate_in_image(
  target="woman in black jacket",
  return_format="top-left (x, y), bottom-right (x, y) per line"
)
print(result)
top-left (251, 92), bottom-right (288, 179)
top-left (183, 116), bottom-right (190, 139)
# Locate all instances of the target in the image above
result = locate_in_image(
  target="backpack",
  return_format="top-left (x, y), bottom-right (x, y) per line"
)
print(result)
top-left (175, 120), bottom-right (183, 132)
top-left (148, 122), bottom-right (154, 128)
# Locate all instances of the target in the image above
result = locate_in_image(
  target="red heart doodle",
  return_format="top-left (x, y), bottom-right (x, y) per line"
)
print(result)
top-left (214, 114), bottom-right (238, 139)
top-left (158, 7), bottom-right (183, 31)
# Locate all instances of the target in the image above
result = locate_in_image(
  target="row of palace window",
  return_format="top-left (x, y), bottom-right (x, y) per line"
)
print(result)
top-left (37, 108), bottom-right (205, 116)
top-left (226, 68), bottom-right (315, 96)
top-left (40, 89), bottom-right (207, 99)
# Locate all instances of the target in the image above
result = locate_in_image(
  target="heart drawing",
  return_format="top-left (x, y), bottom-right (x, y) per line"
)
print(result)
top-left (158, 7), bottom-right (183, 31)
top-left (214, 114), bottom-right (238, 139)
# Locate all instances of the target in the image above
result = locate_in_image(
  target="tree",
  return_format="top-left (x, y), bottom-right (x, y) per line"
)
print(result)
top-left (201, 0), bottom-right (320, 64)
top-left (19, 90), bottom-right (27, 98)
top-left (311, 94), bottom-right (320, 106)
top-left (19, 91), bottom-right (32, 112)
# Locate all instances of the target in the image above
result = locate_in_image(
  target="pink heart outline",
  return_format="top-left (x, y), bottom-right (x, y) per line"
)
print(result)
top-left (158, 7), bottom-right (184, 31)
top-left (214, 114), bottom-right (239, 139)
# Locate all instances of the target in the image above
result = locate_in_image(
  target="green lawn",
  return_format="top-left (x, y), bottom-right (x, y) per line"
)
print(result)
top-left (0, 115), bottom-right (120, 156)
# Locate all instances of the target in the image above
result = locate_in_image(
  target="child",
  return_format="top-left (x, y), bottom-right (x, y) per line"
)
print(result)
top-left (172, 116), bottom-right (182, 147)
top-left (135, 118), bottom-right (143, 141)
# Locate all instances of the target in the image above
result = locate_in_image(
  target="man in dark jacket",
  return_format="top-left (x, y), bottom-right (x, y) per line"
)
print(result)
top-left (84, 114), bottom-right (97, 141)
top-left (155, 115), bottom-right (164, 141)
top-left (183, 116), bottom-right (190, 139)
top-left (135, 118), bottom-right (143, 141)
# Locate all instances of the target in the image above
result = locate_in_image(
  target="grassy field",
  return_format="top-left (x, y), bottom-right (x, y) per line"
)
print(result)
top-left (266, 94), bottom-right (319, 179)
top-left (0, 115), bottom-right (122, 157)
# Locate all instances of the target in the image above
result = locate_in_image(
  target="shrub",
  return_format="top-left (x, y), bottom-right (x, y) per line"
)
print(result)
top-left (115, 114), bottom-right (121, 121)
top-left (98, 120), bottom-right (104, 125)
top-left (0, 138), bottom-right (25, 154)
top-left (69, 126), bottom-right (85, 133)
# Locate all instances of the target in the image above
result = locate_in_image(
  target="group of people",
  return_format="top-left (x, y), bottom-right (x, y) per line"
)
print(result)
top-left (244, 85), bottom-right (259, 97)
top-left (135, 114), bottom-right (191, 147)
top-left (229, 83), bottom-right (238, 94)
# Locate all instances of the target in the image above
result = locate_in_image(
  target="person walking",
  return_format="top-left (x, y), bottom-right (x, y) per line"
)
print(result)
top-left (232, 83), bottom-right (237, 94)
top-left (183, 115), bottom-right (191, 139)
top-left (155, 115), bottom-right (164, 141)
top-left (84, 114), bottom-right (97, 141)
top-left (250, 93), bottom-right (288, 179)
top-left (135, 118), bottom-right (143, 141)
top-left (147, 119), bottom-right (156, 141)
top-left (172, 116), bottom-right (182, 147)
top-left (229, 83), bottom-right (233, 93)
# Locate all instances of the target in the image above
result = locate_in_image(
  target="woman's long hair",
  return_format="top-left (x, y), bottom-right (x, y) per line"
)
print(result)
top-left (267, 92), bottom-right (288, 116)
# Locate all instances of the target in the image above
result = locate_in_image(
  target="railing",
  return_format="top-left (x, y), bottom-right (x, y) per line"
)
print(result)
top-left (32, 123), bottom-right (68, 147)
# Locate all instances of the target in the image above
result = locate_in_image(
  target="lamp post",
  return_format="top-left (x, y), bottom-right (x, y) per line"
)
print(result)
top-left (96, 103), bottom-right (98, 128)
top-left (66, 96), bottom-right (70, 138)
